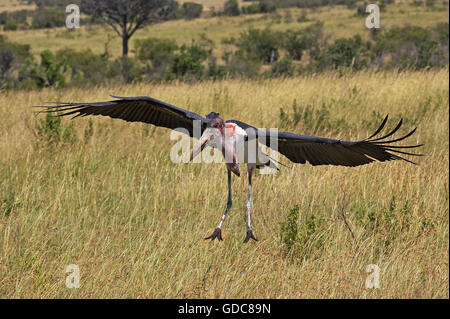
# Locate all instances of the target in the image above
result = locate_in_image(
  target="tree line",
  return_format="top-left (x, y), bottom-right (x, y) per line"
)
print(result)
top-left (1, 21), bottom-right (448, 90)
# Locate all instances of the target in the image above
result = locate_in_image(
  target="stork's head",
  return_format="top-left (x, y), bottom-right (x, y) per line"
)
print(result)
top-left (189, 115), bottom-right (225, 162)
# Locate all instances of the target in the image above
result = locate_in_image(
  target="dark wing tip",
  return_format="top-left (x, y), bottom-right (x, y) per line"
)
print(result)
top-left (366, 114), bottom-right (389, 140)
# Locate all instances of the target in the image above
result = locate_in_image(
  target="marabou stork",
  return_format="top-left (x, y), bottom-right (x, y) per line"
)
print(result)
top-left (36, 96), bottom-right (423, 243)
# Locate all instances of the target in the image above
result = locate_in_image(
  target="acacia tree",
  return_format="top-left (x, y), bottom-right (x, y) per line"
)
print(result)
top-left (82, 0), bottom-right (177, 57)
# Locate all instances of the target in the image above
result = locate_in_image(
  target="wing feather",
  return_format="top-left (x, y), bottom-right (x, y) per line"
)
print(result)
top-left (34, 96), bottom-right (208, 137)
top-left (228, 116), bottom-right (422, 167)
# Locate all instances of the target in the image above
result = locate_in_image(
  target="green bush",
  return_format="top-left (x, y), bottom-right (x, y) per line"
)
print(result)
top-left (207, 58), bottom-right (228, 80)
top-left (0, 10), bottom-right (32, 27)
top-left (280, 204), bottom-right (300, 255)
top-left (56, 48), bottom-right (109, 86)
top-left (296, 11), bottom-right (309, 22)
top-left (108, 56), bottom-right (143, 84)
top-left (280, 204), bottom-right (328, 260)
top-left (4, 17), bottom-right (19, 31)
top-left (374, 25), bottom-right (448, 69)
top-left (0, 36), bottom-right (34, 88)
top-left (236, 28), bottom-right (282, 64)
top-left (284, 22), bottom-right (324, 61)
top-left (17, 57), bottom-right (46, 90)
top-left (356, 2), bottom-right (368, 16)
top-left (178, 2), bottom-right (203, 19)
top-left (225, 50), bottom-right (261, 78)
top-left (312, 34), bottom-right (373, 71)
top-left (32, 7), bottom-right (66, 29)
top-left (36, 111), bottom-right (78, 145)
top-left (0, 41), bottom-right (15, 76)
top-left (223, 0), bottom-right (241, 16)
top-left (242, 1), bottom-right (276, 14)
top-left (40, 49), bottom-right (66, 88)
top-left (170, 42), bottom-right (209, 79)
top-left (135, 38), bottom-right (178, 80)
top-left (270, 57), bottom-right (294, 77)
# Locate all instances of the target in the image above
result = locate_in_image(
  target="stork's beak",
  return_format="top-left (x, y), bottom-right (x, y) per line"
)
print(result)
top-left (190, 128), bottom-right (214, 162)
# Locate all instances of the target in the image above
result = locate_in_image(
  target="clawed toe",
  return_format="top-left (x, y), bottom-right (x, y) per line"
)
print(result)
top-left (243, 229), bottom-right (258, 243)
top-left (205, 227), bottom-right (223, 241)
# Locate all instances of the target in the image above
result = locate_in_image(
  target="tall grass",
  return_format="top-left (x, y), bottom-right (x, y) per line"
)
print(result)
top-left (0, 69), bottom-right (448, 298)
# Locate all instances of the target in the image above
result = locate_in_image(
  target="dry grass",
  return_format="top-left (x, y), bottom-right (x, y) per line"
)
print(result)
top-left (2, 3), bottom-right (448, 59)
top-left (0, 69), bottom-right (448, 298)
top-left (0, 0), bottom-right (35, 12)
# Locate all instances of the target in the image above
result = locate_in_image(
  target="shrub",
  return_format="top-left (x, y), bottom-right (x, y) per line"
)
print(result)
top-left (374, 25), bottom-right (448, 69)
top-left (0, 43), bottom-right (15, 76)
top-left (270, 57), bottom-right (294, 77)
top-left (207, 57), bottom-right (228, 80)
top-left (56, 48), bottom-right (109, 86)
top-left (4, 17), bottom-right (18, 31)
top-left (0, 36), bottom-right (34, 88)
top-left (36, 111), bottom-right (78, 145)
top-left (40, 49), bottom-right (66, 88)
top-left (17, 57), bottom-right (46, 89)
top-left (178, 2), bottom-right (203, 19)
top-left (242, 1), bottom-right (276, 14)
top-left (134, 38), bottom-right (178, 80)
top-left (37, 111), bottom-right (62, 144)
top-left (356, 2), bottom-right (368, 16)
top-left (108, 56), bottom-right (143, 84)
top-left (170, 42), bottom-right (209, 79)
top-left (280, 204), bottom-right (299, 255)
top-left (296, 11), bottom-right (309, 22)
top-left (223, 0), bottom-right (240, 16)
top-left (32, 7), bottom-right (66, 29)
top-left (236, 28), bottom-right (282, 64)
top-left (280, 204), bottom-right (328, 260)
top-left (312, 34), bottom-right (373, 71)
top-left (283, 22), bottom-right (324, 61)
top-left (0, 10), bottom-right (31, 27)
top-left (225, 50), bottom-right (261, 78)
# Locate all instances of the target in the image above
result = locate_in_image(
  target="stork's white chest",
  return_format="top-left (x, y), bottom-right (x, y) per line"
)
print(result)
top-left (224, 123), bottom-right (268, 166)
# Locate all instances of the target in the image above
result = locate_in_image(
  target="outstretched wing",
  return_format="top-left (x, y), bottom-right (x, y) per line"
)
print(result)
top-left (34, 95), bottom-right (208, 137)
top-left (227, 115), bottom-right (423, 167)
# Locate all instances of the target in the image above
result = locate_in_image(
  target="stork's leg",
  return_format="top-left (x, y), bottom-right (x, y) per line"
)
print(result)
top-left (244, 164), bottom-right (258, 243)
top-left (205, 170), bottom-right (232, 241)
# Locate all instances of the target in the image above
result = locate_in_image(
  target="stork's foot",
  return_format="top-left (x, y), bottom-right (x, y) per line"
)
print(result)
top-left (205, 227), bottom-right (223, 241)
top-left (243, 229), bottom-right (258, 243)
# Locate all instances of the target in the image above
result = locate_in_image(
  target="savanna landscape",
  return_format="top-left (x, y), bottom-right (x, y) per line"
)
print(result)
top-left (0, 0), bottom-right (448, 299)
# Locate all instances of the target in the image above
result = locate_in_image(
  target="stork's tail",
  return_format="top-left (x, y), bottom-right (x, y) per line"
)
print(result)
top-left (256, 153), bottom-right (290, 170)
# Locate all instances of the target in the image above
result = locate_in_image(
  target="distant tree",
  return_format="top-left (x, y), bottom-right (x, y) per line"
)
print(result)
top-left (82, 0), bottom-right (177, 56)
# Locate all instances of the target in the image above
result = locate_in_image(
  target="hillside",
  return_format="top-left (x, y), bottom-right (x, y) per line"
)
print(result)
top-left (1, 2), bottom-right (448, 59)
